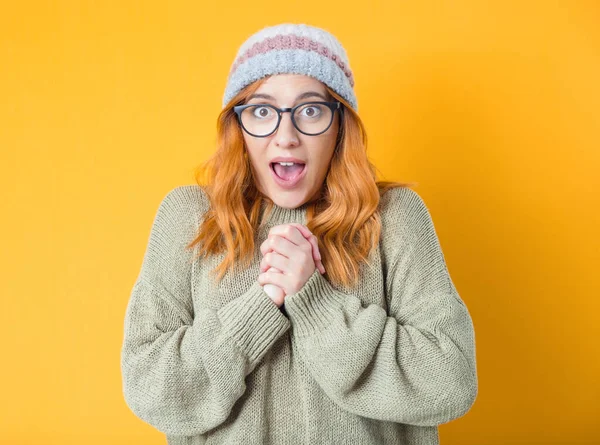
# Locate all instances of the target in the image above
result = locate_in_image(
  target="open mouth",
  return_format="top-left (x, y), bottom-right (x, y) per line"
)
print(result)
top-left (269, 162), bottom-right (307, 188)
top-left (270, 162), bottom-right (306, 181)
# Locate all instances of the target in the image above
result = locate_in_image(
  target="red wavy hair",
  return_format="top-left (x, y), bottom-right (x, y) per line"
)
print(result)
top-left (188, 77), bottom-right (417, 289)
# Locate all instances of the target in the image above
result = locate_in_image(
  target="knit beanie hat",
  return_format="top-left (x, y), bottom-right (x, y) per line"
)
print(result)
top-left (222, 23), bottom-right (358, 112)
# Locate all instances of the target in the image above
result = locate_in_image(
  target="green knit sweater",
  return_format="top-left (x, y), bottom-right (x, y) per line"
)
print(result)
top-left (120, 184), bottom-right (478, 444)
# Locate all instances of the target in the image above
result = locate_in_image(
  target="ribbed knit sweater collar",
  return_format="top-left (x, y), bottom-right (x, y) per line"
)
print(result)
top-left (259, 198), bottom-right (310, 226)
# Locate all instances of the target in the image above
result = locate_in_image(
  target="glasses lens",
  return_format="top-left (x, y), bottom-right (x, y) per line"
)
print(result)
top-left (293, 102), bottom-right (333, 135)
top-left (240, 105), bottom-right (279, 136)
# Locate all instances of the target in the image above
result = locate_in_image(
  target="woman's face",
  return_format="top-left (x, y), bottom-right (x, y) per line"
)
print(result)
top-left (241, 74), bottom-right (340, 209)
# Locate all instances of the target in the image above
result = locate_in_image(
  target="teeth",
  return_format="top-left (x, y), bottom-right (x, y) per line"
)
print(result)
top-left (278, 162), bottom-right (295, 166)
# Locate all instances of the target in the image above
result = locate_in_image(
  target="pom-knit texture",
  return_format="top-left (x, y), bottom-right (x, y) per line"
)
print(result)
top-left (120, 185), bottom-right (478, 444)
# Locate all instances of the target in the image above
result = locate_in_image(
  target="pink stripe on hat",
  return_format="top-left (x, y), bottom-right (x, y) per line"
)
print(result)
top-left (229, 34), bottom-right (355, 88)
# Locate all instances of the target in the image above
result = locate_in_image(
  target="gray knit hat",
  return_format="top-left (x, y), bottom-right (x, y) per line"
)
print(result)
top-left (222, 23), bottom-right (358, 111)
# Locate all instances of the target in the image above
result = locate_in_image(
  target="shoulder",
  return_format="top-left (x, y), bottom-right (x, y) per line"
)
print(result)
top-left (378, 186), bottom-right (439, 249)
top-left (147, 184), bottom-right (210, 243)
top-left (154, 184), bottom-right (211, 223)
top-left (159, 184), bottom-right (210, 213)
top-left (379, 186), bottom-right (431, 227)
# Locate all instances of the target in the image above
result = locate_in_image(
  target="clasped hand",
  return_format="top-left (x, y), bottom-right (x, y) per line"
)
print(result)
top-left (257, 223), bottom-right (326, 307)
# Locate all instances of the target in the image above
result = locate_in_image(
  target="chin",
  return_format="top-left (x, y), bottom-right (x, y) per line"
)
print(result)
top-left (270, 192), bottom-right (308, 209)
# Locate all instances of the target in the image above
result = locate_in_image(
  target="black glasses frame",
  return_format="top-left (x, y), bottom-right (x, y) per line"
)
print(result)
top-left (233, 101), bottom-right (342, 137)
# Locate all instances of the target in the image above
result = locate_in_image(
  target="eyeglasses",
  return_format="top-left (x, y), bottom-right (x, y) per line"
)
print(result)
top-left (233, 101), bottom-right (341, 137)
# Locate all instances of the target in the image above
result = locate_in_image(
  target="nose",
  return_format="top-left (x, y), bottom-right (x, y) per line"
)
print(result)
top-left (274, 111), bottom-right (299, 147)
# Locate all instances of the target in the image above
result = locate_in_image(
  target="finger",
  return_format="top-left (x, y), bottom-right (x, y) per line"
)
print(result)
top-left (285, 223), bottom-right (322, 260)
top-left (285, 222), bottom-right (312, 239)
top-left (260, 241), bottom-right (325, 274)
top-left (317, 260), bottom-right (326, 274)
top-left (257, 270), bottom-right (287, 290)
top-left (268, 224), bottom-right (308, 247)
top-left (260, 235), bottom-right (288, 256)
top-left (260, 226), bottom-right (305, 257)
top-left (265, 240), bottom-right (326, 275)
top-left (261, 266), bottom-right (283, 277)
top-left (264, 226), bottom-right (311, 258)
top-left (274, 223), bottom-right (325, 275)
top-left (271, 223), bottom-right (321, 264)
top-left (264, 234), bottom-right (303, 260)
top-left (260, 251), bottom-right (289, 273)
top-left (285, 224), bottom-right (325, 274)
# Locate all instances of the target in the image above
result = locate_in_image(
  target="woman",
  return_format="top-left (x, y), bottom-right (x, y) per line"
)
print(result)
top-left (121, 23), bottom-right (478, 445)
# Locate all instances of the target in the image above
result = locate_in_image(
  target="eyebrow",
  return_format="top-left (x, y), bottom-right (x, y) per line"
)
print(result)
top-left (247, 91), bottom-right (329, 103)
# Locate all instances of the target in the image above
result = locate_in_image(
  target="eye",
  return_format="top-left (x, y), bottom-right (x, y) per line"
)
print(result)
top-left (297, 104), bottom-right (323, 118)
top-left (252, 106), bottom-right (274, 119)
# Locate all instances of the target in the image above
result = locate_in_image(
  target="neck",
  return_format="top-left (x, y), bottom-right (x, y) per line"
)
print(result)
top-left (260, 198), bottom-right (310, 225)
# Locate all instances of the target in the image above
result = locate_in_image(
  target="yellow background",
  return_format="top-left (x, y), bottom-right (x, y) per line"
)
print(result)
top-left (1, 1), bottom-right (599, 444)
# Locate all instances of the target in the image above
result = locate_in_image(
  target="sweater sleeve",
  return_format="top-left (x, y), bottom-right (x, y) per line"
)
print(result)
top-left (120, 187), bottom-right (291, 436)
top-left (282, 189), bottom-right (478, 427)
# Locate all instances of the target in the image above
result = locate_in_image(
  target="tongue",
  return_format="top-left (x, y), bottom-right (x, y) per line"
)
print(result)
top-left (273, 163), bottom-right (304, 180)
